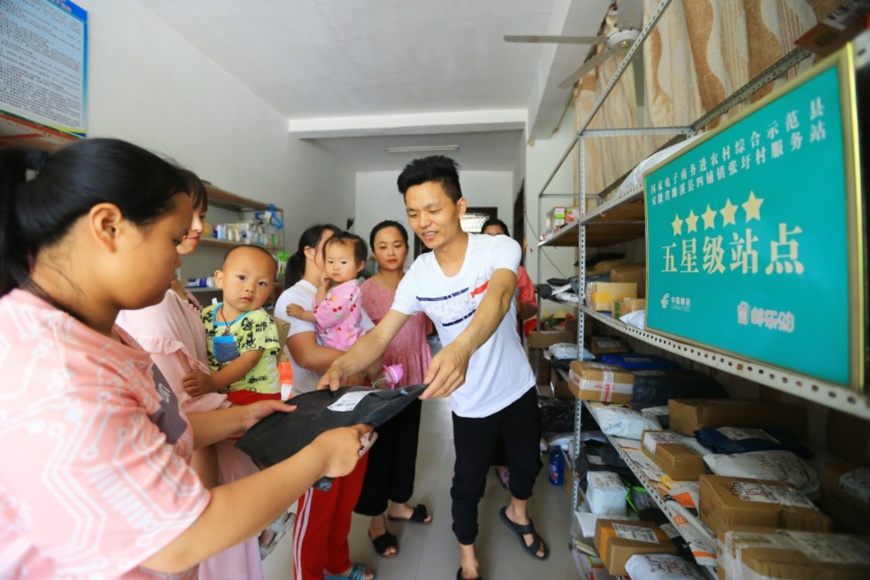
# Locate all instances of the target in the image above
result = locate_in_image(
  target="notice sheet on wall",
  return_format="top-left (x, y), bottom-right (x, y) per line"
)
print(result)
top-left (0, 0), bottom-right (87, 138)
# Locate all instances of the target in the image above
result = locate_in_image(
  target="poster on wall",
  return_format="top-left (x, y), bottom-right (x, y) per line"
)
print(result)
top-left (644, 46), bottom-right (863, 389)
top-left (0, 0), bottom-right (87, 147)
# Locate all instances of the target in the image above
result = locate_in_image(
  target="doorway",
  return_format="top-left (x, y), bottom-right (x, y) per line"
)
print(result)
top-left (413, 206), bottom-right (498, 257)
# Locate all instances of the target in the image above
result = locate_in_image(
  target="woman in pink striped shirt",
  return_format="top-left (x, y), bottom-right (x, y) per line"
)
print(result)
top-left (0, 139), bottom-right (369, 579)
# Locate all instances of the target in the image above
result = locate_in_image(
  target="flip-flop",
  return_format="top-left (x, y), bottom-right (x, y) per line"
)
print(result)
top-left (370, 531), bottom-right (399, 559)
top-left (498, 507), bottom-right (549, 561)
top-left (324, 562), bottom-right (375, 580)
top-left (456, 567), bottom-right (483, 580)
top-left (387, 503), bottom-right (432, 525)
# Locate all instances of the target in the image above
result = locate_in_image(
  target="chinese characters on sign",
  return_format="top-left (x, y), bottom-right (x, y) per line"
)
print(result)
top-left (0, 0), bottom-right (88, 137)
top-left (645, 64), bottom-right (855, 386)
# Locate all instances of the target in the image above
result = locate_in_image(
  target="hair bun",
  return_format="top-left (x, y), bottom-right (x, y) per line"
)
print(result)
top-left (24, 150), bottom-right (47, 172)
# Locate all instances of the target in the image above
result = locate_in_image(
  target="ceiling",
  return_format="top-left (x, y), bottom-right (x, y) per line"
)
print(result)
top-left (145, 0), bottom-right (612, 171)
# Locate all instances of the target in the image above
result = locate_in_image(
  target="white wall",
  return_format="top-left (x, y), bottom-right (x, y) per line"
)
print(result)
top-left (522, 106), bottom-right (577, 316)
top-left (354, 169), bottom-right (514, 256)
top-left (78, 0), bottom-right (355, 275)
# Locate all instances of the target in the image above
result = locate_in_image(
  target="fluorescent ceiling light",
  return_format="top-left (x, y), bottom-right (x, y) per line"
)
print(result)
top-left (384, 145), bottom-right (460, 153)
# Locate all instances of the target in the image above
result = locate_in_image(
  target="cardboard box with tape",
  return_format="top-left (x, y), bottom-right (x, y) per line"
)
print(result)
top-left (527, 329), bottom-right (575, 349)
top-left (613, 297), bottom-right (646, 319)
top-left (819, 462), bottom-right (870, 534)
top-left (668, 399), bottom-right (807, 440)
top-left (699, 475), bottom-right (832, 542)
top-left (594, 518), bottom-right (677, 576)
top-left (585, 282), bottom-right (637, 311)
top-left (641, 430), bottom-right (706, 481)
top-left (720, 529), bottom-right (870, 580)
top-left (610, 264), bottom-right (646, 298)
top-left (568, 361), bottom-right (633, 403)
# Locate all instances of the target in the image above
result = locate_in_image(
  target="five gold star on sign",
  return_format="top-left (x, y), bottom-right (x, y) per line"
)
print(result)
top-left (669, 192), bottom-right (764, 236)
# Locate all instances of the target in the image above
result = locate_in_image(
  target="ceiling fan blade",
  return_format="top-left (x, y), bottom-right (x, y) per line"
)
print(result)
top-left (558, 47), bottom-right (615, 88)
top-left (504, 34), bottom-right (607, 44)
top-left (631, 48), bottom-right (646, 127)
top-left (616, 0), bottom-right (644, 30)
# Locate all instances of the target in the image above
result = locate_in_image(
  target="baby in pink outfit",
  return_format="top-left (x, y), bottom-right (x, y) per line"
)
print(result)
top-left (286, 231), bottom-right (367, 351)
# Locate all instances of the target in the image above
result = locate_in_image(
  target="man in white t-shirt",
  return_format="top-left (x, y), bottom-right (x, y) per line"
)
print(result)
top-left (319, 156), bottom-right (547, 579)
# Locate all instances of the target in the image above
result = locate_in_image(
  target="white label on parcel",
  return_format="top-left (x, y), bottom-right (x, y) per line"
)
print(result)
top-left (840, 467), bottom-right (870, 504)
top-left (588, 471), bottom-right (624, 491)
top-left (327, 391), bottom-right (373, 412)
top-left (732, 482), bottom-right (814, 508)
top-left (717, 427), bottom-right (778, 442)
top-left (785, 531), bottom-right (870, 565)
top-left (642, 431), bottom-right (682, 454)
top-left (612, 523), bottom-right (659, 544)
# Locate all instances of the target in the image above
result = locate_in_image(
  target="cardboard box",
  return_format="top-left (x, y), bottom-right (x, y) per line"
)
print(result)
top-left (585, 282), bottom-right (637, 311)
top-left (794, 1), bottom-right (869, 57)
top-left (819, 462), bottom-right (870, 533)
top-left (589, 336), bottom-right (629, 355)
top-left (527, 329), bottom-right (575, 349)
top-left (587, 258), bottom-right (629, 276)
top-left (827, 410), bottom-right (870, 464)
top-left (641, 430), bottom-right (706, 481)
top-left (613, 297), bottom-right (646, 319)
top-left (668, 399), bottom-right (807, 440)
top-left (527, 347), bottom-right (551, 384)
top-left (610, 264), bottom-right (646, 298)
top-left (699, 475), bottom-right (832, 542)
top-left (594, 518), bottom-right (677, 576)
top-left (721, 529), bottom-right (870, 580)
top-left (568, 361), bottom-right (633, 403)
top-left (550, 365), bottom-right (573, 400)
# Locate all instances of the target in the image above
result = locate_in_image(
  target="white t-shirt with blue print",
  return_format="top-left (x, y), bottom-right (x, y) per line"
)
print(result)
top-left (391, 233), bottom-right (535, 418)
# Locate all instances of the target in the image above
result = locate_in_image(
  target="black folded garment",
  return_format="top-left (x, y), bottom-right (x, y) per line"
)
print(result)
top-left (236, 385), bottom-right (427, 488)
top-left (630, 369), bottom-right (727, 410)
top-left (694, 426), bottom-right (812, 458)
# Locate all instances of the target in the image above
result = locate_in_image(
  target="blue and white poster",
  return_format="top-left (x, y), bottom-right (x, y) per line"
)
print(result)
top-left (0, 0), bottom-right (88, 137)
top-left (645, 53), bottom-right (862, 388)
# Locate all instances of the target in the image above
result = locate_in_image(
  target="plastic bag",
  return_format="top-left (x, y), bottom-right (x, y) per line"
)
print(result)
top-left (590, 404), bottom-right (662, 440)
top-left (587, 471), bottom-right (627, 516)
top-left (236, 385), bottom-right (426, 487)
top-left (625, 554), bottom-right (707, 580)
top-left (695, 427), bottom-right (811, 458)
top-left (703, 450), bottom-right (820, 495)
top-left (630, 369), bottom-right (727, 410)
top-left (537, 396), bottom-right (576, 438)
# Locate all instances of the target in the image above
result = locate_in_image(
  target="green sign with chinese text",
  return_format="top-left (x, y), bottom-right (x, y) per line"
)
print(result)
top-left (645, 53), bottom-right (862, 387)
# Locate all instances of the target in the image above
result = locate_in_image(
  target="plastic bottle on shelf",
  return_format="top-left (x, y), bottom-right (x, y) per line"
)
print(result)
top-left (186, 276), bottom-right (216, 288)
top-left (278, 360), bottom-right (294, 400)
top-left (548, 446), bottom-right (564, 486)
top-left (370, 364), bottom-right (404, 390)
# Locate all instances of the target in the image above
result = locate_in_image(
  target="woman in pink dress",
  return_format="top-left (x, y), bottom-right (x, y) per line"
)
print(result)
top-left (355, 220), bottom-right (433, 558)
top-left (0, 139), bottom-right (368, 579)
top-left (116, 169), bottom-right (266, 579)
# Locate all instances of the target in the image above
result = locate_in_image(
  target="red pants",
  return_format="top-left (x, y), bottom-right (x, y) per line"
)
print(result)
top-left (227, 390), bottom-right (281, 405)
top-left (292, 454), bottom-right (368, 580)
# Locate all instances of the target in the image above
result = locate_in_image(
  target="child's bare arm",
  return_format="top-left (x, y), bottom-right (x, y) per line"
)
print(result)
top-left (189, 350), bottom-right (263, 394)
top-left (286, 303), bottom-right (316, 323)
top-left (182, 370), bottom-right (216, 398)
top-left (315, 275), bottom-right (331, 304)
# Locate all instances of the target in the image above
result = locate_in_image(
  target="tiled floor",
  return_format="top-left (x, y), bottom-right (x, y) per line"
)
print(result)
top-left (264, 397), bottom-right (578, 579)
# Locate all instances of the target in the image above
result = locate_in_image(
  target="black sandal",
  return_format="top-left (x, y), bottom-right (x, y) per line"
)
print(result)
top-left (456, 566), bottom-right (483, 580)
top-left (370, 531), bottom-right (399, 559)
top-left (387, 503), bottom-right (432, 525)
top-left (498, 507), bottom-right (549, 561)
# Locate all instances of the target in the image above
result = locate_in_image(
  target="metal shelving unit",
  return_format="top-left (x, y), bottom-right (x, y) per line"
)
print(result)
top-left (529, 1), bottom-right (870, 577)
top-left (580, 306), bottom-right (870, 421)
top-left (579, 396), bottom-right (718, 579)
